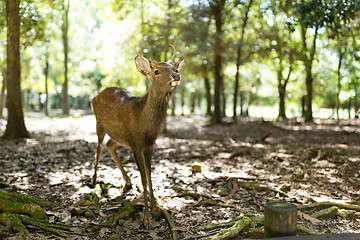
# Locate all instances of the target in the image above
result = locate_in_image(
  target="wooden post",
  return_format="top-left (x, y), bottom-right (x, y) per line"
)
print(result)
top-left (264, 201), bottom-right (297, 238)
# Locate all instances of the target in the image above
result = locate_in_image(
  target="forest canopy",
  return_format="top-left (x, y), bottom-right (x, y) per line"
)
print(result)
top-left (0, 0), bottom-right (360, 126)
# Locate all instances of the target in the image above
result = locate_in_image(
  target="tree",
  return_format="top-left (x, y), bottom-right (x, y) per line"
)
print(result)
top-left (210, 0), bottom-right (226, 123)
top-left (294, 0), bottom-right (359, 121)
top-left (261, 0), bottom-right (297, 120)
top-left (2, 0), bottom-right (30, 139)
top-left (61, 0), bottom-right (70, 115)
top-left (179, 1), bottom-right (213, 116)
top-left (326, 1), bottom-right (360, 119)
top-left (294, 1), bottom-right (323, 122)
top-left (233, 0), bottom-right (253, 120)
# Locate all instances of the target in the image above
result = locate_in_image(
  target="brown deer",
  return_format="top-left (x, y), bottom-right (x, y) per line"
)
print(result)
top-left (91, 45), bottom-right (183, 230)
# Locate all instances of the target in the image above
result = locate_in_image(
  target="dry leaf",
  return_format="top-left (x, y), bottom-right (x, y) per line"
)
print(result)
top-left (299, 211), bottom-right (321, 224)
top-left (99, 227), bottom-right (108, 238)
top-left (81, 200), bottom-right (91, 206)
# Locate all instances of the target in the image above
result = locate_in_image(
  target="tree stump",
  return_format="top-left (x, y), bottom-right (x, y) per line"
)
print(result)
top-left (264, 201), bottom-right (297, 238)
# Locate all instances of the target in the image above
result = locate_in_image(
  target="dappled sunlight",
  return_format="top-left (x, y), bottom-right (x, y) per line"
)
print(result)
top-left (1, 114), bottom-right (360, 238)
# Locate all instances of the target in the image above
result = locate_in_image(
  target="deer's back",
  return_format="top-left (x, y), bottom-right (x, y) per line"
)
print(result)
top-left (92, 87), bottom-right (143, 118)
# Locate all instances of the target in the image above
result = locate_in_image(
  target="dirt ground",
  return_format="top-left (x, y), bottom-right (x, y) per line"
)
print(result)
top-left (0, 113), bottom-right (359, 239)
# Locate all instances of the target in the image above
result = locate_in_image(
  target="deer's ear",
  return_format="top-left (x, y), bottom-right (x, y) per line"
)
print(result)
top-left (135, 55), bottom-right (151, 76)
top-left (175, 60), bottom-right (184, 70)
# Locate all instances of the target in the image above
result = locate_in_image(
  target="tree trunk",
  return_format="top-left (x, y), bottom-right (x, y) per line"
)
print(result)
top-left (301, 24), bottom-right (318, 122)
top-left (210, 0), bottom-right (225, 124)
top-left (277, 57), bottom-right (292, 120)
top-left (44, 47), bottom-right (50, 116)
top-left (233, 0), bottom-right (252, 120)
top-left (2, 0), bottom-right (30, 139)
top-left (221, 77), bottom-right (226, 117)
top-left (336, 49), bottom-right (344, 120)
top-left (240, 91), bottom-right (246, 116)
top-left (233, 63), bottom-right (240, 119)
top-left (190, 92), bottom-right (195, 114)
top-left (354, 82), bottom-right (359, 118)
top-left (61, 0), bottom-right (70, 115)
top-left (203, 72), bottom-right (212, 116)
top-left (304, 62), bottom-right (313, 122)
top-left (0, 68), bottom-right (6, 118)
top-left (180, 89), bottom-right (184, 115)
top-left (171, 95), bottom-right (176, 116)
top-left (278, 84), bottom-right (286, 120)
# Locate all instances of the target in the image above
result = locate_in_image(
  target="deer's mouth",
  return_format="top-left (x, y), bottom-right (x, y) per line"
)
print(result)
top-left (170, 80), bottom-right (180, 87)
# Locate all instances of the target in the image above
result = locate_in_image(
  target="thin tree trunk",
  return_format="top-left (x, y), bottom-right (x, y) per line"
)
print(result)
top-left (336, 49), bottom-right (344, 120)
top-left (221, 77), bottom-right (226, 117)
top-left (44, 47), bottom-right (50, 116)
top-left (233, 0), bottom-right (253, 120)
top-left (180, 89), bottom-right (184, 115)
top-left (0, 68), bottom-right (6, 118)
top-left (240, 91), bottom-right (244, 116)
top-left (2, 0), bottom-right (30, 139)
top-left (233, 62), bottom-right (240, 119)
top-left (140, 0), bottom-right (150, 90)
top-left (301, 24), bottom-right (318, 122)
top-left (61, 0), bottom-right (70, 115)
top-left (277, 63), bottom-right (286, 119)
top-left (164, 0), bottom-right (172, 62)
top-left (190, 92), bottom-right (195, 114)
top-left (204, 74), bottom-right (212, 116)
top-left (277, 55), bottom-right (293, 120)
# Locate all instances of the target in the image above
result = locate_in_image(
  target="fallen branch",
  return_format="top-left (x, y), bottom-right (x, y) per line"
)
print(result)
top-left (176, 192), bottom-right (201, 201)
top-left (196, 218), bottom-right (239, 232)
top-left (158, 204), bottom-right (178, 240)
top-left (310, 206), bottom-right (356, 219)
top-left (196, 214), bottom-right (263, 232)
top-left (240, 182), bottom-right (289, 198)
top-left (195, 199), bottom-right (236, 208)
top-left (204, 214), bottom-right (251, 240)
top-left (106, 201), bottom-right (136, 227)
top-left (296, 224), bottom-right (321, 235)
top-left (299, 201), bottom-right (360, 212)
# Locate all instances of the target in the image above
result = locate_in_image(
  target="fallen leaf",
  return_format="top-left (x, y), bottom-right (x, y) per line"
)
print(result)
top-left (299, 211), bottom-right (321, 224)
top-left (81, 200), bottom-right (91, 206)
top-left (99, 227), bottom-right (108, 238)
top-left (173, 226), bottom-right (188, 231)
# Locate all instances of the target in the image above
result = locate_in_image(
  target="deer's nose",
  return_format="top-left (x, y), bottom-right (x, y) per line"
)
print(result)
top-left (172, 73), bottom-right (180, 81)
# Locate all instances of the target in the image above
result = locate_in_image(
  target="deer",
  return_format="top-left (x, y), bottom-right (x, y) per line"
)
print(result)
top-left (91, 45), bottom-right (184, 230)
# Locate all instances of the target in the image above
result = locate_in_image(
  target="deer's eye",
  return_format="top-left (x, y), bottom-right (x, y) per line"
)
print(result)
top-left (154, 70), bottom-right (160, 75)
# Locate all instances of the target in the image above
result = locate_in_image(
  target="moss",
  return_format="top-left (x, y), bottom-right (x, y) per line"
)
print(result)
top-left (0, 199), bottom-right (47, 220)
top-left (0, 191), bottom-right (54, 208)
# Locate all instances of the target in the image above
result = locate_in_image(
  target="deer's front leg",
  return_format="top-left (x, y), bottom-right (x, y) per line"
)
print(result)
top-left (133, 150), bottom-right (151, 230)
top-left (144, 147), bottom-right (157, 213)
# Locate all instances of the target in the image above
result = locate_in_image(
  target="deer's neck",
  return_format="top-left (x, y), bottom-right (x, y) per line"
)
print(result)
top-left (141, 85), bottom-right (173, 130)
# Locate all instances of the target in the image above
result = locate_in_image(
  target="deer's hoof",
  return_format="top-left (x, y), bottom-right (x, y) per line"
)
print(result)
top-left (144, 222), bottom-right (152, 231)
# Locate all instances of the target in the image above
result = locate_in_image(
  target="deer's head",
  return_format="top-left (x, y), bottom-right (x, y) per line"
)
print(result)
top-left (135, 45), bottom-right (184, 93)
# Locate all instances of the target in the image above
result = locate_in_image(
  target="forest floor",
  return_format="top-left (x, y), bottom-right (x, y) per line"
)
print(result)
top-left (0, 112), bottom-right (360, 239)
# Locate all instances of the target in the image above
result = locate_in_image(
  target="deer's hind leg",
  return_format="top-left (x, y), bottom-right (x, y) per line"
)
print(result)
top-left (93, 121), bottom-right (105, 185)
top-left (106, 139), bottom-right (132, 191)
